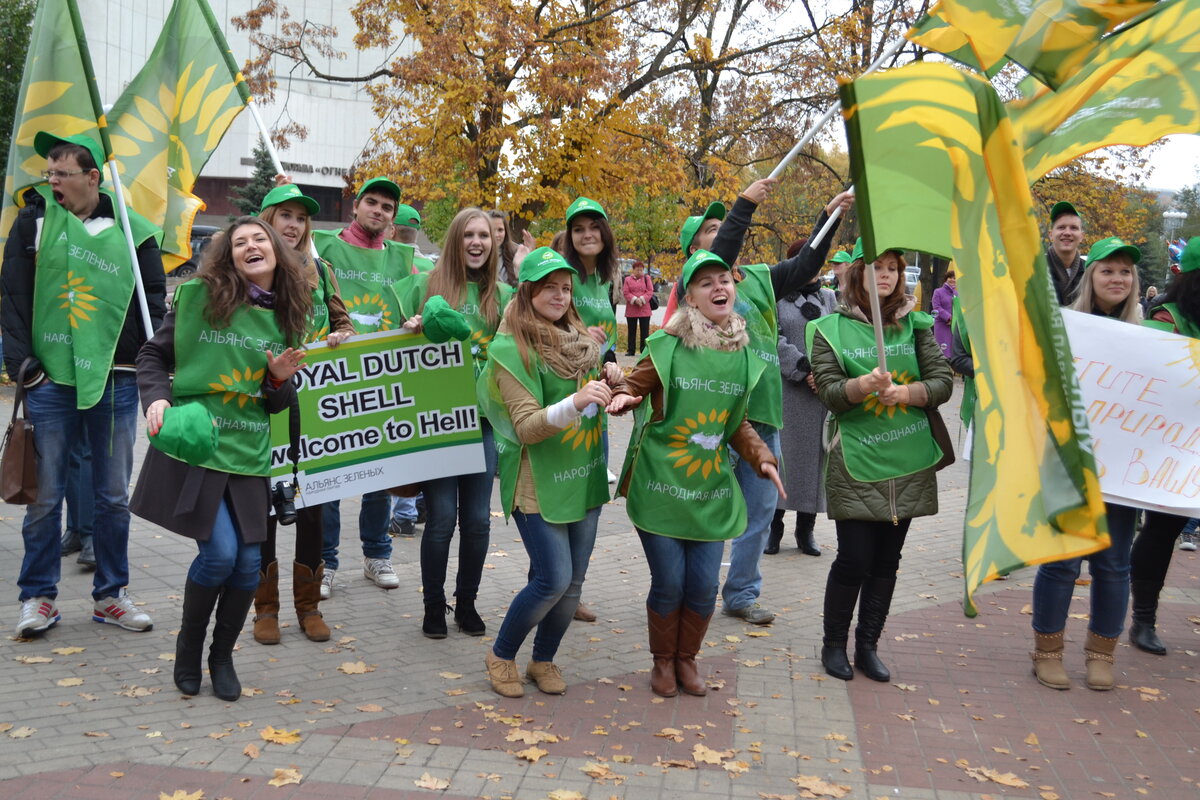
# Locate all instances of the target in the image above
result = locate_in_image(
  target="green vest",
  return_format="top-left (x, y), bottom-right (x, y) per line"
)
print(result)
top-left (485, 334), bottom-right (609, 523)
top-left (171, 281), bottom-right (286, 476)
top-left (806, 312), bottom-right (943, 483)
top-left (413, 254), bottom-right (436, 274)
top-left (31, 185), bottom-right (159, 409)
top-left (572, 270), bottom-right (617, 351)
top-left (312, 229), bottom-right (407, 333)
top-left (1143, 302), bottom-right (1200, 338)
top-left (734, 264), bottom-right (782, 429)
top-left (620, 331), bottom-right (764, 541)
top-left (951, 296), bottom-right (976, 428)
top-left (395, 272), bottom-right (514, 378)
top-left (304, 258), bottom-right (335, 343)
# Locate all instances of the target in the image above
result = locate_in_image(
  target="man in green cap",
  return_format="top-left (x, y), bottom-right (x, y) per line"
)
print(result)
top-left (2, 131), bottom-right (166, 637)
top-left (389, 203), bottom-right (436, 274)
top-left (1047, 201), bottom-right (1085, 305)
top-left (311, 176), bottom-right (410, 595)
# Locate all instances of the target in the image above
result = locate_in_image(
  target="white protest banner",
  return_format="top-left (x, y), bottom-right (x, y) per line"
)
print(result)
top-left (1064, 309), bottom-right (1200, 515)
top-left (268, 329), bottom-right (485, 507)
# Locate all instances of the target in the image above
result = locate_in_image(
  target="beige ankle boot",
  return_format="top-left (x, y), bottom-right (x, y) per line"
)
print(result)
top-left (1084, 630), bottom-right (1118, 691)
top-left (1031, 630), bottom-right (1069, 689)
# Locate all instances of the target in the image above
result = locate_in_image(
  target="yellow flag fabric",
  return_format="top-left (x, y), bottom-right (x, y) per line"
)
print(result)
top-left (1, 0), bottom-right (102, 252)
top-left (107, 0), bottom-right (250, 272)
top-left (839, 61), bottom-right (1110, 615)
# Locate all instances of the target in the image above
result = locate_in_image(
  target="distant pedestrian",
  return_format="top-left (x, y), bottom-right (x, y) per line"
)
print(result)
top-left (622, 260), bottom-right (654, 355)
top-left (931, 270), bottom-right (957, 356)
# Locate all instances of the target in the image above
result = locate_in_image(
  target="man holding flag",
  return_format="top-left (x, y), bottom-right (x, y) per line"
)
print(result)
top-left (2, 131), bottom-right (166, 637)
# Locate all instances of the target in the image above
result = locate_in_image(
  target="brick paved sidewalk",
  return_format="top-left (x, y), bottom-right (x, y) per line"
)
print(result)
top-left (1, 380), bottom-right (1197, 800)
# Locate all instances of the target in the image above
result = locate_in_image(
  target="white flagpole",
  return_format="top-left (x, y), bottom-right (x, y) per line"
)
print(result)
top-left (105, 160), bottom-right (155, 338)
top-left (864, 259), bottom-right (889, 375)
top-left (245, 98), bottom-right (321, 262)
top-left (808, 187), bottom-right (854, 249)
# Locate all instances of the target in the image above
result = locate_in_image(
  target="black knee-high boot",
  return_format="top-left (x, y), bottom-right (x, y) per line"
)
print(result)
top-left (1130, 578), bottom-right (1167, 654)
top-left (208, 585), bottom-right (256, 701)
top-left (765, 509), bottom-right (785, 555)
top-left (796, 512), bottom-right (820, 556)
top-left (854, 576), bottom-right (897, 681)
top-left (821, 574), bottom-right (860, 680)
top-left (175, 579), bottom-right (222, 696)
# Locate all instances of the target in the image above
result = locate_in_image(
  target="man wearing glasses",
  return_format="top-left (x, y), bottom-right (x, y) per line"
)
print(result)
top-left (1, 131), bottom-right (166, 637)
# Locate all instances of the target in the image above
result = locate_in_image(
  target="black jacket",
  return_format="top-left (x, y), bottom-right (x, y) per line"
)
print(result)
top-left (1, 187), bottom-right (167, 381)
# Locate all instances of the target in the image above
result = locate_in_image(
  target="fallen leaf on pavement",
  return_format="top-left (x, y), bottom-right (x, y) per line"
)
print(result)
top-left (337, 661), bottom-right (375, 674)
top-left (439, 671), bottom-right (462, 679)
top-left (548, 791), bottom-right (585, 800)
top-left (267, 768), bottom-right (301, 787)
top-left (693, 743), bottom-right (734, 764)
top-left (581, 761), bottom-right (622, 783)
top-left (8, 726), bottom-right (35, 739)
top-left (259, 725), bottom-right (301, 744)
top-left (1024, 733), bottom-right (1040, 746)
top-left (158, 791), bottom-right (202, 800)
top-left (414, 772), bottom-right (450, 790)
top-left (15, 656), bottom-right (52, 664)
top-left (515, 746), bottom-right (548, 762)
top-left (506, 728), bottom-right (558, 745)
top-left (956, 760), bottom-right (1029, 788)
top-left (51, 646), bottom-right (85, 655)
top-left (56, 678), bottom-right (84, 687)
top-left (790, 774), bottom-right (852, 797)
top-left (356, 704), bottom-right (384, 713)
top-left (243, 743), bottom-right (259, 758)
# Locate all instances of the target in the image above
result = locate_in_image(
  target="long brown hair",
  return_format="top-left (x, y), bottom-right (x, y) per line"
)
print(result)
top-left (487, 209), bottom-right (518, 286)
top-left (505, 273), bottom-right (590, 369)
top-left (842, 255), bottom-right (908, 328)
top-left (426, 208), bottom-right (502, 328)
top-left (199, 216), bottom-right (313, 346)
top-left (563, 211), bottom-right (618, 285)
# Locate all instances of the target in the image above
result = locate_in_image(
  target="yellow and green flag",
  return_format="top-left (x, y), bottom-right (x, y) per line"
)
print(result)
top-left (839, 61), bottom-right (1109, 616)
top-left (1, 0), bottom-right (102, 252)
top-left (107, 0), bottom-right (250, 272)
top-left (1012, 0), bottom-right (1200, 182)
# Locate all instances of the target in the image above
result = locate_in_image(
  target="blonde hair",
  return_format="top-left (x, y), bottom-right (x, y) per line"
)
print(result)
top-left (427, 208), bottom-right (502, 328)
top-left (1072, 254), bottom-right (1142, 323)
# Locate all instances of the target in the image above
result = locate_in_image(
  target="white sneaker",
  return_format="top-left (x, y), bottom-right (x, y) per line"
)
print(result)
top-left (607, 469), bottom-right (618, 484)
top-left (1180, 533), bottom-right (1197, 552)
top-left (93, 589), bottom-right (153, 631)
top-left (16, 597), bottom-right (60, 637)
top-left (364, 557), bottom-right (400, 590)
top-left (320, 568), bottom-right (336, 600)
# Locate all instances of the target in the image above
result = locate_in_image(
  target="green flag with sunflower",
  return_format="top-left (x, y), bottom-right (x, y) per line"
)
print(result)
top-left (107, 0), bottom-right (250, 273)
top-left (1, 0), bottom-right (103, 253)
top-left (839, 61), bottom-right (1109, 616)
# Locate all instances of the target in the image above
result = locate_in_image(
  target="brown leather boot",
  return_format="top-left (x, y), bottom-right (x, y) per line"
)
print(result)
top-left (294, 561), bottom-right (331, 642)
top-left (676, 607), bottom-right (712, 696)
top-left (1084, 630), bottom-right (1118, 691)
top-left (252, 561), bottom-right (280, 645)
top-left (1031, 630), bottom-right (1070, 689)
top-left (647, 607), bottom-right (679, 697)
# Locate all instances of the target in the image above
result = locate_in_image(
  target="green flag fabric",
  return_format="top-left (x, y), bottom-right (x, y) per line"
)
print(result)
top-left (839, 61), bottom-right (1109, 616)
top-left (107, 0), bottom-right (250, 272)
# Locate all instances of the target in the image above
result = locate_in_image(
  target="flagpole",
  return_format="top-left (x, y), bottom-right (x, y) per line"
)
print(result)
top-left (246, 98), bottom-right (321, 262)
top-left (864, 260), bottom-right (889, 375)
top-left (768, 38), bottom-right (906, 180)
top-left (106, 161), bottom-right (156, 338)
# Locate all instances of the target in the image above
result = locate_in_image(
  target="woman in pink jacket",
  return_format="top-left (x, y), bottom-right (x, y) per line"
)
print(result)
top-left (622, 260), bottom-right (655, 355)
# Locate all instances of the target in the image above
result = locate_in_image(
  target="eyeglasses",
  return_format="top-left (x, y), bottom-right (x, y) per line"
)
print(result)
top-left (41, 169), bottom-right (86, 180)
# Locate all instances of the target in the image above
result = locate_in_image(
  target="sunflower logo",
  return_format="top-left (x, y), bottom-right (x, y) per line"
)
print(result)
top-left (862, 370), bottom-right (916, 418)
top-left (305, 323), bottom-right (330, 344)
top-left (560, 402), bottom-right (603, 451)
top-left (56, 271), bottom-right (98, 329)
top-left (470, 327), bottom-right (494, 359)
top-left (1166, 337), bottom-right (1200, 389)
top-left (668, 408), bottom-right (730, 479)
top-left (207, 366), bottom-right (266, 408)
top-left (344, 293), bottom-right (393, 331)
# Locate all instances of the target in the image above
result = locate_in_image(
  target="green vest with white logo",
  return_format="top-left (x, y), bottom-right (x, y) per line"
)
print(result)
top-left (572, 270), bottom-right (617, 351)
top-left (171, 281), bottom-right (287, 476)
top-left (485, 334), bottom-right (609, 523)
top-left (31, 185), bottom-right (159, 408)
top-left (806, 312), bottom-right (942, 483)
top-left (304, 258), bottom-right (336, 343)
top-left (312, 230), bottom-right (407, 333)
top-left (734, 264), bottom-right (783, 429)
top-left (620, 331), bottom-right (764, 541)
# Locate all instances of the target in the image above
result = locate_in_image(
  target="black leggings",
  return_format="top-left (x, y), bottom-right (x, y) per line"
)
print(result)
top-left (626, 317), bottom-right (650, 353)
top-left (829, 518), bottom-right (911, 587)
top-left (261, 503), bottom-right (324, 570)
top-left (1130, 510), bottom-right (1192, 586)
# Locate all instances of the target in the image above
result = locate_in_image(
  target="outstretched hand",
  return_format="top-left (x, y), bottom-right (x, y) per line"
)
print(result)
top-left (266, 347), bottom-right (307, 382)
top-left (606, 393), bottom-right (642, 415)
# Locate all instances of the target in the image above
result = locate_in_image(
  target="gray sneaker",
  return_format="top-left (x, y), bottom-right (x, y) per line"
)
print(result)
top-left (320, 568), bottom-right (336, 600)
top-left (1180, 532), bottom-right (1197, 552)
top-left (92, 589), bottom-right (153, 631)
top-left (16, 597), bottom-right (60, 637)
top-left (722, 603), bottom-right (776, 625)
top-left (364, 557), bottom-right (400, 590)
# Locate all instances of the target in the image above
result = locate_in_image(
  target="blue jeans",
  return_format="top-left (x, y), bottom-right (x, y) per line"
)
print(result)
top-left (1032, 503), bottom-right (1136, 638)
top-left (66, 431), bottom-right (94, 540)
top-left (638, 529), bottom-right (725, 616)
top-left (321, 490), bottom-right (392, 571)
top-left (391, 494), bottom-right (417, 523)
top-left (493, 507), bottom-right (601, 661)
top-left (1185, 518), bottom-right (1199, 536)
top-left (721, 425), bottom-right (781, 611)
top-left (18, 374), bottom-right (137, 601)
top-left (420, 422), bottom-right (496, 604)
top-left (188, 499), bottom-right (261, 591)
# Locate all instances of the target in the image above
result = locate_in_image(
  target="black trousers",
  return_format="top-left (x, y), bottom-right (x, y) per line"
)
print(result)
top-left (626, 317), bottom-right (650, 353)
top-left (1130, 510), bottom-right (1192, 586)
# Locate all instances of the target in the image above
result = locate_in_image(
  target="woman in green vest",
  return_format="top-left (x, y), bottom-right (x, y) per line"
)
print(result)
top-left (608, 250), bottom-right (784, 698)
top-left (396, 207), bottom-right (514, 639)
top-left (132, 217), bottom-right (311, 701)
top-left (480, 247), bottom-right (621, 697)
top-left (1128, 236), bottom-right (1200, 656)
top-left (807, 244), bottom-right (952, 683)
top-left (246, 184), bottom-right (356, 646)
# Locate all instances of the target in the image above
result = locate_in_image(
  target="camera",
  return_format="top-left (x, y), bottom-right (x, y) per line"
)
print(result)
top-left (271, 480), bottom-right (297, 525)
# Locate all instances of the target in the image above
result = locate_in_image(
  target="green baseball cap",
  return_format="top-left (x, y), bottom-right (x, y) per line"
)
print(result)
top-left (1050, 201), bottom-right (1081, 223)
top-left (149, 403), bottom-right (219, 466)
top-left (1086, 236), bottom-right (1140, 266)
top-left (260, 183), bottom-right (319, 216)
top-left (34, 131), bottom-right (104, 181)
top-left (394, 203), bottom-right (421, 229)
top-left (680, 249), bottom-right (731, 288)
top-left (1181, 237), bottom-right (1200, 274)
top-left (679, 201), bottom-right (726, 253)
top-left (565, 197), bottom-right (607, 225)
top-left (356, 176), bottom-right (401, 205)
top-left (421, 295), bottom-right (472, 343)
top-left (850, 237), bottom-right (903, 262)
top-left (829, 250), bottom-right (853, 264)
top-left (520, 246), bottom-right (578, 283)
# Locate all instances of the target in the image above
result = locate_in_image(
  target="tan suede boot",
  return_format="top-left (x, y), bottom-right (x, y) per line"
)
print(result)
top-left (647, 607), bottom-right (680, 697)
top-left (252, 561), bottom-right (281, 645)
top-left (676, 607), bottom-right (712, 696)
top-left (1084, 630), bottom-right (1118, 691)
top-left (1031, 630), bottom-right (1069, 689)
top-left (294, 561), bottom-right (331, 642)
